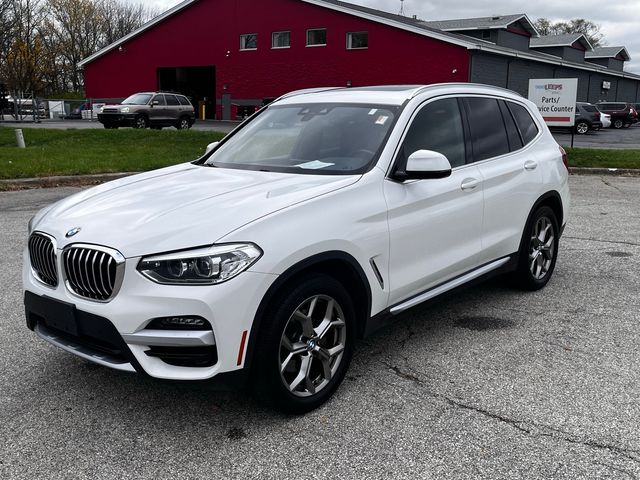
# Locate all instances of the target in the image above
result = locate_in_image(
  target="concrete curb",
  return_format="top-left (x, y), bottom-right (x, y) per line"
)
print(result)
top-left (0, 172), bottom-right (139, 190)
top-left (1, 167), bottom-right (639, 191)
top-left (569, 167), bottom-right (640, 176)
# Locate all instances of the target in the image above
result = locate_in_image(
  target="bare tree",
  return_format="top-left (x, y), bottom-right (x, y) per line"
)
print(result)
top-left (534, 18), bottom-right (605, 48)
top-left (99, 0), bottom-right (159, 47)
top-left (0, 0), bottom-right (160, 95)
top-left (47, 0), bottom-right (103, 92)
top-left (4, 0), bottom-right (48, 94)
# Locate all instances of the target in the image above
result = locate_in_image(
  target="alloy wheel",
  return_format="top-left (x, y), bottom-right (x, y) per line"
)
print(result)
top-left (529, 216), bottom-right (555, 280)
top-left (576, 122), bottom-right (589, 134)
top-left (279, 295), bottom-right (346, 397)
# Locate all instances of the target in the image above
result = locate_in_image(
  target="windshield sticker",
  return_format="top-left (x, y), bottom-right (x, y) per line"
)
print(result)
top-left (368, 109), bottom-right (378, 115)
top-left (375, 115), bottom-right (389, 125)
top-left (296, 160), bottom-right (336, 170)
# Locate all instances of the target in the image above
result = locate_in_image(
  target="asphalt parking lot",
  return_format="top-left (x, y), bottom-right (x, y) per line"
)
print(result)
top-left (552, 123), bottom-right (640, 149)
top-left (1, 175), bottom-right (639, 479)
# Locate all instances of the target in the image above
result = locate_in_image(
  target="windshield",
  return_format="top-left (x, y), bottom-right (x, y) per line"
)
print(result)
top-left (122, 94), bottom-right (152, 105)
top-left (205, 103), bottom-right (399, 174)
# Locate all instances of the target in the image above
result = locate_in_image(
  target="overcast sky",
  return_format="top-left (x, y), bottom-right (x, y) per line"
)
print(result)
top-left (140, 0), bottom-right (640, 72)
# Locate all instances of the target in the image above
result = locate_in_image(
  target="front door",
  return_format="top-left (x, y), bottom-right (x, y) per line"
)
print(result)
top-left (384, 97), bottom-right (484, 305)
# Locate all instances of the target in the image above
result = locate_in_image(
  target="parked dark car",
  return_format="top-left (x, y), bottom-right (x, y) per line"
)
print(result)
top-left (574, 102), bottom-right (602, 134)
top-left (98, 92), bottom-right (196, 130)
top-left (596, 102), bottom-right (638, 129)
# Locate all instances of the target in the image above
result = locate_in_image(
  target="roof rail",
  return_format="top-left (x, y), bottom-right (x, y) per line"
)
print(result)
top-left (410, 82), bottom-right (523, 99)
top-left (275, 87), bottom-right (344, 102)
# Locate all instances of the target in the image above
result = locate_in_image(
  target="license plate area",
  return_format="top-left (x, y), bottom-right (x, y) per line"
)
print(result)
top-left (25, 292), bottom-right (78, 336)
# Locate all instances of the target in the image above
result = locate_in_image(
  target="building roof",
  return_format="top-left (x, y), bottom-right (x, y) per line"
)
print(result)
top-left (422, 14), bottom-right (538, 36)
top-left (77, 0), bottom-right (639, 81)
top-left (530, 33), bottom-right (592, 51)
top-left (586, 46), bottom-right (631, 61)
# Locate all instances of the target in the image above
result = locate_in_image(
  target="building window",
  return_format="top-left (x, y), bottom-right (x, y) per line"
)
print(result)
top-left (481, 30), bottom-right (491, 41)
top-left (347, 32), bottom-right (368, 49)
top-left (240, 33), bottom-right (257, 51)
top-left (307, 28), bottom-right (327, 47)
top-left (272, 31), bottom-right (291, 49)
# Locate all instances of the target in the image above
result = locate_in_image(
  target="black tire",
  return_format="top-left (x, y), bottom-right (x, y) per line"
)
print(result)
top-left (575, 121), bottom-right (589, 135)
top-left (133, 115), bottom-right (148, 129)
top-left (251, 274), bottom-right (355, 414)
top-left (512, 206), bottom-right (559, 291)
top-left (613, 119), bottom-right (624, 129)
top-left (176, 116), bottom-right (192, 130)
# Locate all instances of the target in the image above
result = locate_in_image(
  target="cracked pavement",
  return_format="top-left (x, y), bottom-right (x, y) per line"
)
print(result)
top-left (0, 175), bottom-right (639, 479)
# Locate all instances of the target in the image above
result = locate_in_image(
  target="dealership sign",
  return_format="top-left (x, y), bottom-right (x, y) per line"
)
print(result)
top-left (527, 78), bottom-right (578, 127)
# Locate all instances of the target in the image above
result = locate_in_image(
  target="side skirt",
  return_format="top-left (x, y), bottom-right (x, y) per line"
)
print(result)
top-left (363, 254), bottom-right (518, 337)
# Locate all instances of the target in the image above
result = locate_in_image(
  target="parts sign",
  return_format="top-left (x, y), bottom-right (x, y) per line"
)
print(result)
top-left (527, 78), bottom-right (578, 127)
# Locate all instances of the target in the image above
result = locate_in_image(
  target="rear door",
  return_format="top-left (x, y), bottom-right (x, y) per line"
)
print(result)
top-left (164, 94), bottom-right (181, 124)
top-left (384, 97), bottom-right (484, 305)
top-left (464, 97), bottom-right (543, 263)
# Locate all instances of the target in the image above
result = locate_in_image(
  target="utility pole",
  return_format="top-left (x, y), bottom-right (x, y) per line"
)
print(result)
top-left (398, 0), bottom-right (405, 16)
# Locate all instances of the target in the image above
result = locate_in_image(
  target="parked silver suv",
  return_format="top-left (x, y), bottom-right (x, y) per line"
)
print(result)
top-left (98, 92), bottom-right (196, 130)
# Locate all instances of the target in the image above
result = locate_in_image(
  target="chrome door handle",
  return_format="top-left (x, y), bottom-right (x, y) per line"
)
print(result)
top-left (524, 160), bottom-right (538, 171)
top-left (461, 178), bottom-right (480, 191)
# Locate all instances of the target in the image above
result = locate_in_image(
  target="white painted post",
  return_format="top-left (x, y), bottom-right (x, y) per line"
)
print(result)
top-left (15, 129), bottom-right (26, 148)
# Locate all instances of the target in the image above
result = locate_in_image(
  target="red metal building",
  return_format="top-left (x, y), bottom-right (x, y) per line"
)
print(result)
top-left (80, 0), bottom-right (470, 119)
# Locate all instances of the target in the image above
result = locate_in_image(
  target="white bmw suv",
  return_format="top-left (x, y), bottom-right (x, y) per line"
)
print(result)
top-left (24, 84), bottom-right (569, 413)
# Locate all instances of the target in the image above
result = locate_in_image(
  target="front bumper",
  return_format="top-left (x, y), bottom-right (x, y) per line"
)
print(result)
top-left (97, 113), bottom-right (137, 126)
top-left (23, 249), bottom-right (277, 380)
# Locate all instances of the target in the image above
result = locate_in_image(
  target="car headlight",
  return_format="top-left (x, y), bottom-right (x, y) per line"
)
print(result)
top-left (137, 243), bottom-right (262, 285)
top-left (120, 107), bottom-right (130, 113)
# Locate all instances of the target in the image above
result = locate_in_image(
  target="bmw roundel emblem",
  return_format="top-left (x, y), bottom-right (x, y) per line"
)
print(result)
top-left (66, 227), bottom-right (82, 238)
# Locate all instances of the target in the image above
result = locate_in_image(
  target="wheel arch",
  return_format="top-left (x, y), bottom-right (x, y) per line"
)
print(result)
top-left (244, 251), bottom-right (372, 370)
top-left (516, 190), bottom-right (564, 261)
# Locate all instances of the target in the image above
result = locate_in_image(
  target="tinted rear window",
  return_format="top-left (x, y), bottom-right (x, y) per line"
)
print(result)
top-left (464, 97), bottom-right (510, 162)
top-left (507, 102), bottom-right (539, 145)
top-left (499, 101), bottom-right (523, 151)
top-left (165, 95), bottom-right (180, 106)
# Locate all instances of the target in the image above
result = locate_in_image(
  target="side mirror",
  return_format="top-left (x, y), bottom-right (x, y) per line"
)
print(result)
top-left (396, 150), bottom-right (452, 181)
top-left (205, 141), bottom-right (219, 154)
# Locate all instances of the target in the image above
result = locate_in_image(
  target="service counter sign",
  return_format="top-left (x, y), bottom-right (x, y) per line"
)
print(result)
top-left (528, 78), bottom-right (578, 127)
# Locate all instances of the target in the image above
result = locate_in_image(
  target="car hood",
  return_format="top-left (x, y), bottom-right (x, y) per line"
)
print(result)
top-left (35, 163), bottom-right (360, 258)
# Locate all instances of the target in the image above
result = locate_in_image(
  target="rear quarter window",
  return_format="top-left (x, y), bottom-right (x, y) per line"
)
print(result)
top-left (507, 102), bottom-right (539, 146)
top-left (178, 96), bottom-right (191, 106)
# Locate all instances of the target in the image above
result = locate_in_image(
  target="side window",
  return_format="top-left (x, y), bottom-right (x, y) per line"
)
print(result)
top-left (165, 95), bottom-right (180, 106)
top-left (498, 100), bottom-right (523, 151)
top-left (399, 98), bottom-right (466, 169)
top-left (178, 96), bottom-right (191, 106)
top-left (507, 102), bottom-right (539, 145)
top-left (464, 97), bottom-right (510, 162)
top-left (152, 95), bottom-right (166, 106)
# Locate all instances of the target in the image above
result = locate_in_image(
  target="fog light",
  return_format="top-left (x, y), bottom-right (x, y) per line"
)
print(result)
top-left (146, 316), bottom-right (210, 330)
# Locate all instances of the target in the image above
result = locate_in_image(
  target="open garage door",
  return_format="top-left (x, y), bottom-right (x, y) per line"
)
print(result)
top-left (157, 66), bottom-right (216, 119)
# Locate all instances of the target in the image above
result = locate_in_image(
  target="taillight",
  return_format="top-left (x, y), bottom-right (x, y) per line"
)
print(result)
top-left (559, 146), bottom-right (569, 171)
top-left (595, 112), bottom-right (601, 120)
